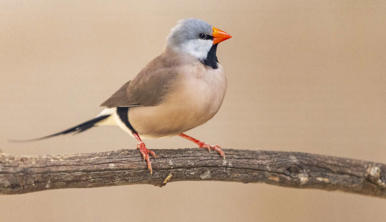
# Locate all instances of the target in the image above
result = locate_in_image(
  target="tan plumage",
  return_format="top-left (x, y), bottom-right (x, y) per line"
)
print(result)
top-left (101, 48), bottom-right (227, 138)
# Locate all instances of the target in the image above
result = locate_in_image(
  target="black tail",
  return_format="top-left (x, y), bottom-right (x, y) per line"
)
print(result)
top-left (9, 115), bottom-right (110, 142)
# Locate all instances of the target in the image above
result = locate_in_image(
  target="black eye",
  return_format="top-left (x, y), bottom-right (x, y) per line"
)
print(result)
top-left (198, 33), bottom-right (214, 40)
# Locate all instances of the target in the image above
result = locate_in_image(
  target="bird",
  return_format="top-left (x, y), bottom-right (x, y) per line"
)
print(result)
top-left (14, 18), bottom-right (232, 174)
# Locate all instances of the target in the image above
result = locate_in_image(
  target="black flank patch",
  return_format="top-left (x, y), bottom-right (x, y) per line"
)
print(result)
top-left (117, 107), bottom-right (137, 134)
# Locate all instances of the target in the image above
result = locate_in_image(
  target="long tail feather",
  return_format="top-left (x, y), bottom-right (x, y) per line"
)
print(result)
top-left (9, 115), bottom-right (110, 143)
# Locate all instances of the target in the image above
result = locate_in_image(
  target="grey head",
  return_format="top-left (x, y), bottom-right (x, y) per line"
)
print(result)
top-left (167, 18), bottom-right (216, 62)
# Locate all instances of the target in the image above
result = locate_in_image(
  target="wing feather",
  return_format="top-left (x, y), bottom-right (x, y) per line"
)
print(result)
top-left (100, 51), bottom-right (185, 108)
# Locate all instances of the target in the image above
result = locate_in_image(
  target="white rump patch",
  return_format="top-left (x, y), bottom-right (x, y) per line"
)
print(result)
top-left (96, 108), bottom-right (116, 126)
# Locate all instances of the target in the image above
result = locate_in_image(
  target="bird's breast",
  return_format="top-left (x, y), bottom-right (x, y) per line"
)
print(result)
top-left (129, 64), bottom-right (227, 138)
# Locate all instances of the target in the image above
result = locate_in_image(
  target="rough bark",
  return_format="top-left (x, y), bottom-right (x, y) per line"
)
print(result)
top-left (0, 148), bottom-right (385, 197)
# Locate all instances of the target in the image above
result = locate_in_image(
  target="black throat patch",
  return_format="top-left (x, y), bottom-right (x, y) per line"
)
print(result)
top-left (202, 44), bottom-right (218, 69)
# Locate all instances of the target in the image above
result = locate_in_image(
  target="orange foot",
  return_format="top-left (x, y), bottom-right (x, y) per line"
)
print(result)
top-left (179, 133), bottom-right (225, 159)
top-left (197, 142), bottom-right (225, 158)
top-left (137, 142), bottom-right (156, 174)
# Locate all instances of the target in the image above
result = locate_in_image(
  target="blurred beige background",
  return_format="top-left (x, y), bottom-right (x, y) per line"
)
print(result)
top-left (1, 0), bottom-right (386, 221)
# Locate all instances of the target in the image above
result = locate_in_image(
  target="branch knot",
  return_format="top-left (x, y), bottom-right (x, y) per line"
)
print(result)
top-left (366, 165), bottom-right (386, 189)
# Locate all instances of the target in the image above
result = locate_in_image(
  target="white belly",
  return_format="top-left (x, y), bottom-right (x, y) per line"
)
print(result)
top-left (128, 64), bottom-right (227, 138)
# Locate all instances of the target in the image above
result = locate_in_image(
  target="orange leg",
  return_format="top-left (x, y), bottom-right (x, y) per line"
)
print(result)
top-left (133, 133), bottom-right (156, 174)
top-left (179, 133), bottom-right (225, 158)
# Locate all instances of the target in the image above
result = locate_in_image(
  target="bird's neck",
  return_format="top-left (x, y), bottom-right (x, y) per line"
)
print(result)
top-left (202, 44), bottom-right (218, 69)
top-left (166, 44), bottom-right (219, 69)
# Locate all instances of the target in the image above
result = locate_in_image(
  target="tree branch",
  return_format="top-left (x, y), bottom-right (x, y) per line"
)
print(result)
top-left (0, 148), bottom-right (385, 197)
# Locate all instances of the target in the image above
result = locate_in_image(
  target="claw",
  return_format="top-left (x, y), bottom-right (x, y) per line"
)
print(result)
top-left (179, 133), bottom-right (225, 159)
top-left (198, 143), bottom-right (225, 158)
top-left (137, 142), bottom-right (156, 174)
top-left (132, 131), bottom-right (156, 174)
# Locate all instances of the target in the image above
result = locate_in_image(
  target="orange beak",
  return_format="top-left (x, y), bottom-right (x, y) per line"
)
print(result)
top-left (212, 27), bottom-right (232, 44)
